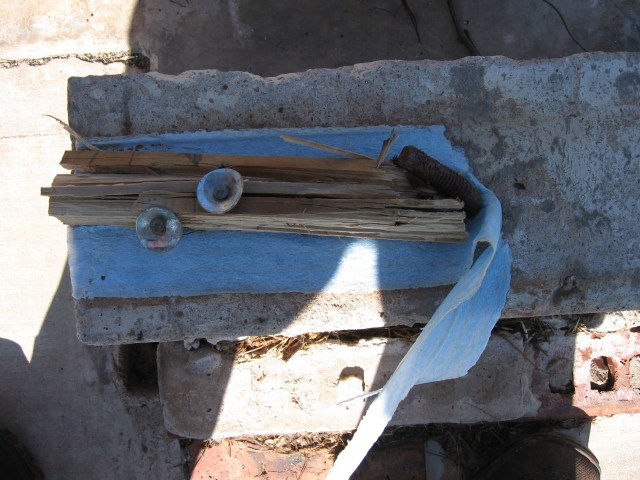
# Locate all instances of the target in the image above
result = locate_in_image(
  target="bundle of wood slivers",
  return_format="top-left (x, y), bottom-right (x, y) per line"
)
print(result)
top-left (43, 146), bottom-right (476, 245)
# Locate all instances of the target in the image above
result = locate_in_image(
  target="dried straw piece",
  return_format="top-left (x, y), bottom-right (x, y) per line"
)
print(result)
top-left (281, 135), bottom-right (375, 160)
top-left (44, 115), bottom-right (101, 151)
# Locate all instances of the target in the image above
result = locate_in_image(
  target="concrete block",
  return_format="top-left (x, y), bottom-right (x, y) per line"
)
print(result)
top-left (68, 53), bottom-right (640, 345)
top-left (76, 289), bottom-right (445, 345)
top-left (157, 319), bottom-right (640, 439)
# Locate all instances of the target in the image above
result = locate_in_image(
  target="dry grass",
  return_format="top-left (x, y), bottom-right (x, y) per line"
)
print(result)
top-left (223, 432), bottom-right (350, 456)
top-left (563, 313), bottom-right (595, 333)
top-left (237, 332), bottom-right (331, 362)
top-left (494, 317), bottom-right (554, 349)
top-left (216, 324), bottom-right (425, 363)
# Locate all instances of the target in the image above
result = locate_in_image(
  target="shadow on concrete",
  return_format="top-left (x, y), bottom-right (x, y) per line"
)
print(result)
top-left (126, 0), bottom-right (639, 76)
top-left (0, 264), bottom-right (184, 478)
top-left (127, 0), bottom-right (468, 76)
top-left (0, 266), bottom-right (78, 476)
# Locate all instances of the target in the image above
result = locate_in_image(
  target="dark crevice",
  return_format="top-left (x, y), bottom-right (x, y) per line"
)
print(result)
top-left (113, 343), bottom-right (159, 394)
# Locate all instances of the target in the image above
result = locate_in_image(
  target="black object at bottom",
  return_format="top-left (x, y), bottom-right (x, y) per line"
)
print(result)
top-left (473, 432), bottom-right (600, 480)
top-left (0, 429), bottom-right (44, 480)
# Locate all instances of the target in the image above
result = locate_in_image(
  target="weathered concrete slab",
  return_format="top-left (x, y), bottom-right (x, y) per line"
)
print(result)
top-left (455, 0), bottom-right (640, 57)
top-left (158, 334), bottom-right (532, 439)
top-left (157, 317), bottom-right (640, 439)
top-left (69, 53), bottom-right (640, 344)
top-left (0, 59), bottom-right (185, 480)
top-left (0, 0), bottom-right (134, 60)
top-left (133, 0), bottom-right (640, 74)
top-left (77, 288), bottom-right (451, 345)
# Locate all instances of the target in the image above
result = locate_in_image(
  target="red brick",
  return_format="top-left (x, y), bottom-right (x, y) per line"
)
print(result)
top-left (189, 440), bottom-right (334, 480)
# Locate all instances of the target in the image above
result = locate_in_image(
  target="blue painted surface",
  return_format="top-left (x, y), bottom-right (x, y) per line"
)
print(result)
top-left (69, 126), bottom-right (477, 299)
top-left (93, 126), bottom-right (472, 174)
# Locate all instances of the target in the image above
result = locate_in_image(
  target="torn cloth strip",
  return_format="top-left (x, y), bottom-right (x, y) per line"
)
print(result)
top-left (329, 177), bottom-right (511, 478)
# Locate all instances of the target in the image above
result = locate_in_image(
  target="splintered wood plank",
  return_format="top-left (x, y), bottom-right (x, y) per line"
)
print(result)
top-left (61, 150), bottom-right (380, 173)
top-left (48, 195), bottom-right (467, 243)
top-left (48, 150), bottom-right (468, 242)
top-left (59, 151), bottom-right (416, 187)
top-left (42, 174), bottom-right (200, 197)
top-left (42, 174), bottom-right (433, 199)
top-left (130, 193), bottom-right (463, 216)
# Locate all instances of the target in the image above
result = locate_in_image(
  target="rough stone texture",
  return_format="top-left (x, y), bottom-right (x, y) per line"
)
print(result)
top-left (547, 356), bottom-right (574, 394)
top-left (157, 319), bottom-right (640, 439)
top-left (590, 356), bottom-right (611, 389)
top-left (69, 53), bottom-right (640, 344)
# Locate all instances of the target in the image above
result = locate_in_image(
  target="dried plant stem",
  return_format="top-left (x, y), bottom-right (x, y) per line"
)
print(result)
top-left (281, 135), bottom-right (375, 160)
top-left (44, 115), bottom-right (101, 151)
